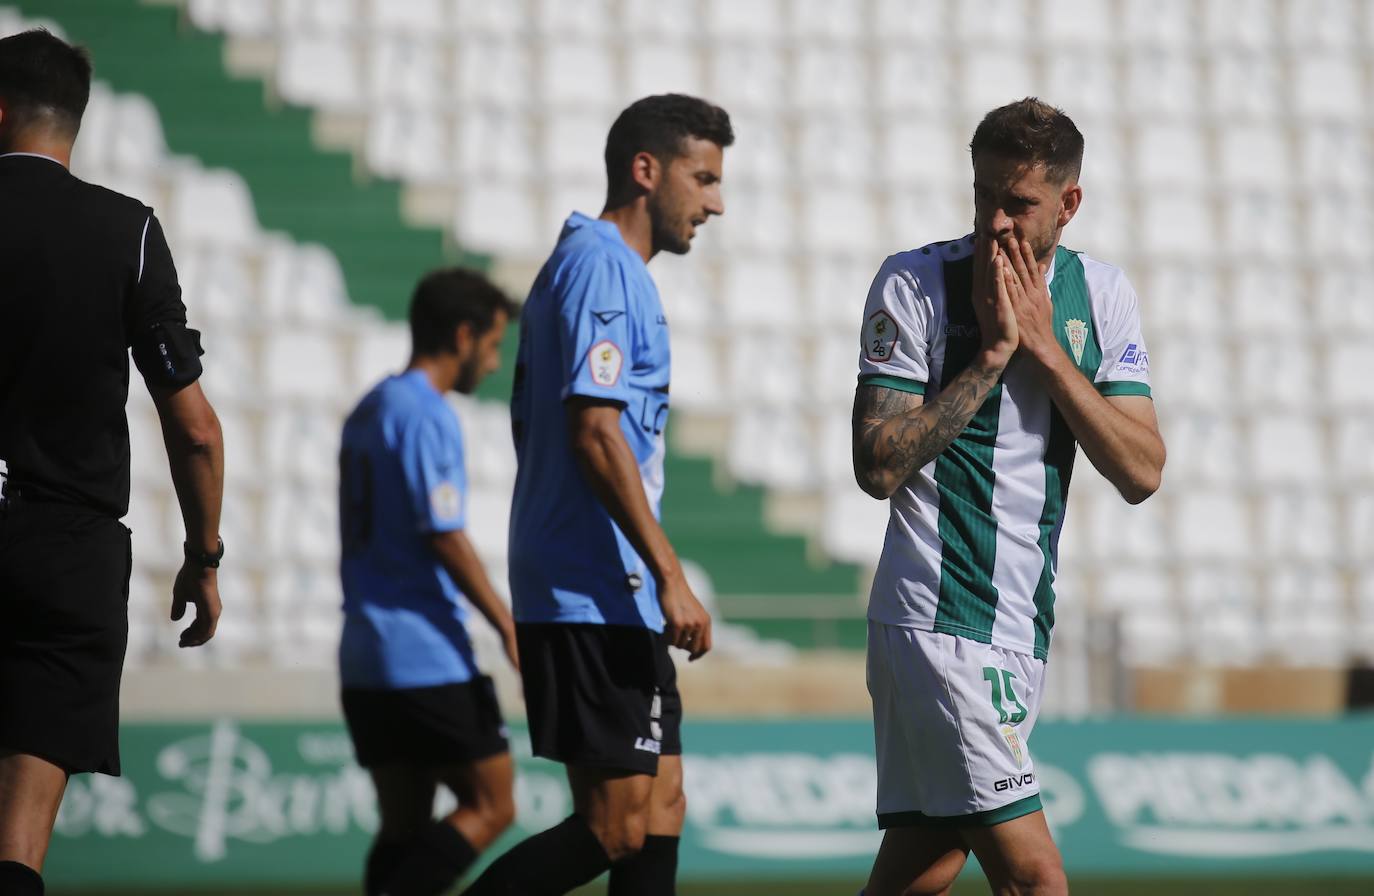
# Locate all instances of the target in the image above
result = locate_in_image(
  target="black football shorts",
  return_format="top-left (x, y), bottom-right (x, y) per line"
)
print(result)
top-left (342, 676), bottom-right (509, 768)
top-left (0, 500), bottom-right (131, 775)
top-left (517, 622), bottom-right (682, 775)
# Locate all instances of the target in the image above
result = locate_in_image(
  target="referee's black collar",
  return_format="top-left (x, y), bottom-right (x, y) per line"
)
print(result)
top-left (0, 151), bottom-right (66, 168)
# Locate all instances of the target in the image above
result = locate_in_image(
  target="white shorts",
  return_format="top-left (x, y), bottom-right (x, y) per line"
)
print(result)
top-left (867, 620), bottom-right (1046, 828)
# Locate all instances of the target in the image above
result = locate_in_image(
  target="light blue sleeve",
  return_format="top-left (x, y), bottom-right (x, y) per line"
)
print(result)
top-left (399, 410), bottom-right (466, 534)
top-left (559, 253), bottom-right (634, 405)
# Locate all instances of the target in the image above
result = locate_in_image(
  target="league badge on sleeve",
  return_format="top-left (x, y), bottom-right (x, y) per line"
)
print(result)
top-left (864, 310), bottom-right (899, 362)
top-left (589, 339), bottom-right (624, 387)
top-left (430, 482), bottom-right (462, 521)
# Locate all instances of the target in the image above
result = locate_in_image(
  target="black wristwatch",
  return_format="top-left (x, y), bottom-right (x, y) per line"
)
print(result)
top-left (184, 538), bottom-right (225, 569)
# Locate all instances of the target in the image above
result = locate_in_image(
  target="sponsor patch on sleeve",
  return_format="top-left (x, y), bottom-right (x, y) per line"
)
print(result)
top-left (864, 310), bottom-right (899, 362)
top-left (589, 339), bottom-right (624, 387)
top-left (430, 482), bottom-right (462, 521)
top-left (1114, 342), bottom-right (1150, 375)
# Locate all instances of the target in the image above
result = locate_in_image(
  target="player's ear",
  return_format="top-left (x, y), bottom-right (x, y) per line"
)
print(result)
top-left (629, 150), bottom-right (659, 194)
top-left (1058, 183), bottom-right (1082, 228)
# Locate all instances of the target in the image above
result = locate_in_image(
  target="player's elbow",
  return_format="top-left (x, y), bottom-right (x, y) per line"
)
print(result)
top-left (854, 465), bottom-right (896, 501)
top-left (1120, 468), bottom-right (1161, 505)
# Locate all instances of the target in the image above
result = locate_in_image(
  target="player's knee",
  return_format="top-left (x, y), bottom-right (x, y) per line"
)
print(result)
top-left (998, 854), bottom-right (1066, 896)
top-left (658, 780), bottom-right (687, 826)
top-left (600, 811), bottom-right (649, 861)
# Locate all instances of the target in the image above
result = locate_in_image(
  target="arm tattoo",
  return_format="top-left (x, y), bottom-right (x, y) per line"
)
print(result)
top-left (852, 361), bottom-right (1003, 494)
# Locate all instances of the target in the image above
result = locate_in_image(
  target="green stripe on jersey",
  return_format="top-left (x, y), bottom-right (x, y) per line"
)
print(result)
top-left (932, 254), bottom-right (1001, 643)
top-left (1030, 248), bottom-right (1099, 658)
top-left (1098, 381), bottom-right (1152, 397)
top-left (858, 374), bottom-right (927, 395)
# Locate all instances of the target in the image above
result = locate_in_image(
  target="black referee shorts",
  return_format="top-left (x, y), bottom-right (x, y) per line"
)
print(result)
top-left (0, 500), bottom-right (131, 775)
top-left (517, 622), bottom-right (682, 776)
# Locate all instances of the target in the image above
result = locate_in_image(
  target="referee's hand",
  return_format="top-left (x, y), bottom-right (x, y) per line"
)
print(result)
top-left (171, 558), bottom-right (221, 648)
top-left (659, 574), bottom-right (712, 661)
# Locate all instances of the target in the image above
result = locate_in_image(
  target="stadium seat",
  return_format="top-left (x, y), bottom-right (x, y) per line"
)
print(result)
top-left (262, 330), bottom-right (351, 403)
top-left (1038, 0), bottom-right (1114, 44)
top-left (789, 0), bottom-right (864, 41)
top-left (464, 487), bottom-right (512, 560)
top-left (365, 0), bottom-right (448, 34)
top-left (625, 41), bottom-right (705, 98)
top-left (451, 0), bottom-right (528, 35)
top-left (187, 0), bottom-right (274, 36)
top-left (260, 240), bottom-right (354, 324)
top-left (264, 407), bottom-right (343, 486)
top-left (1079, 493), bottom-right (1168, 562)
top-left (670, 333), bottom-right (725, 411)
top-left (875, 45), bottom-right (955, 114)
top-left (542, 111), bottom-right (614, 181)
top-left (1066, 186), bottom-right (1129, 260)
top-left (1201, 0), bottom-right (1279, 50)
top-left (351, 325), bottom-right (410, 390)
top-left (1258, 491), bottom-right (1341, 563)
top-left (1347, 493), bottom-right (1374, 562)
top-left (1207, 50), bottom-right (1282, 120)
top-left (723, 113), bottom-right (790, 186)
top-left (453, 109), bottom-right (536, 181)
top-left (263, 484), bottom-right (338, 564)
top-left (366, 37), bottom-right (446, 108)
top-left (817, 414), bottom-right (855, 486)
top-left (451, 37), bottom-right (533, 106)
top-left (811, 333), bottom-right (860, 409)
top-left (1216, 124), bottom-right (1290, 189)
top-left (1131, 124), bottom-right (1208, 188)
top-left (1298, 124), bottom-right (1372, 191)
top-left (454, 181), bottom-right (542, 257)
top-left (1146, 337), bottom-right (1229, 411)
top-left (1139, 264), bottom-right (1223, 336)
top-left (803, 256), bottom-right (871, 328)
top-left (199, 329), bottom-right (262, 407)
top-left (1158, 412), bottom-right (1242, 485)
top-left (879, 120), bottom-right (964, 187)
top-left (1236, 340), bottom-right (1316, 410)
top-left (726, 333), bottom-right (806, 407)
top-left (1333, 417), bottom-right (1374, 483)
top-left (792, 46), bottom-right (867, 112)
top-left (168, 168), bottom-right (260, 249)
top-left (1248, 413), bottom-right (1327, 485)
top-left (1138, 195), bottom-right (1213, 260)
top-left (1305, 193), bottom-right (1372, 260)
top-left (1074, 120), bottom-right (1126, 189)
top-left (178, 245), bottom-right (257, 327)
top-left (214, 406), bottom-right (260, 488)
top-left (713, 184), bottom-right (795, 253)
top-left (1284, 0), bottom-right (1360, 50)
top-left (109, 93), bottom-right (169, 175)
top-left (1227, 265), bottom-right (1305, 336)
top-left (727, 409), bottom-right (813, 490)
top-left (1120, 0), bottom-right (1194, 48)
top-left (1124, 50), bottom-right (1200, 119)
top-left (960, 46), bottom-right (1035, 113)
top-left (1322, 339), bottom-right (1374, 408)
top-left (279, 0), bottom-right (360, 33)
top-left (277, 35), bottom-right (362, 110)
top-left (541, 40), bottom-right (617, 108)
top-left (1219, 191), bottom-right (1297, 260)
top-left (707, 43), bottom-right (785, 112)
top-left (884, 187), bottom-right (967, 253)
top-left (798, 115), bottom-right (874, 185)
top-left (953, 0), bottom-right (1031, 45)
top-left (620, 0), bottom-right (698, 38)
top-left (1172, 491), bottom-right (1252, 562)
top-left (801, 188), bottom-right (880, 256)
top-left (1292, 56), bottom-right (1365, 120)
top-left (821, 488), bottom-right (889, 567)
top-left (720, 257), bottom-right (799, 328)
top-left (705, 0), bottom-right (781, 39)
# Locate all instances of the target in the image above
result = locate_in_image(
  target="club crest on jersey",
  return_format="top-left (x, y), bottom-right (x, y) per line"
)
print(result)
top-left (864, 310), bottom-right (899, 362)
top-left (589, 339), bottom-right (623, 387)
top-left (1064, 318), bottom-right (1088, 365)
top-left (1002, 725), bottom-right (1025, 769)
top-left (430, 482), bottom-right (461, 521)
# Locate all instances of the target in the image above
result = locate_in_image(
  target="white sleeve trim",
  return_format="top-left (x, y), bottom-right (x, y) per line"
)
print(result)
top-left (137, 214), bottom-right (151, 284)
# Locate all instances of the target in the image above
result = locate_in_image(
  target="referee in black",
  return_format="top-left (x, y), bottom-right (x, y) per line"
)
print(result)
top-left (0, 30), bottom-right (224, 896)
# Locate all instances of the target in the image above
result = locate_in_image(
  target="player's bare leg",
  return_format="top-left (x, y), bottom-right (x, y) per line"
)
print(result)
top-left (567, 764), bottom-right (653, 861)
top-left (606, 754), bottom-right (686, 895)
top-left (865, 827), bottom-right (969, 896)
top-left (436, 752), bottom-right (516, 851)
top-left (0, 751), bottom-right (67, 879)
top-left (961, 811), bottom-right (1068, 896)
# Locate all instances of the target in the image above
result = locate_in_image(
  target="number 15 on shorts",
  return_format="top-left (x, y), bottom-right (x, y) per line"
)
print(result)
top-left (982, 666), bottom-right (1028, 725)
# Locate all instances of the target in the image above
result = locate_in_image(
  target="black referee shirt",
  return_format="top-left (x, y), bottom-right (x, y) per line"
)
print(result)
top-left (0, 153), bottom-right (204, 518)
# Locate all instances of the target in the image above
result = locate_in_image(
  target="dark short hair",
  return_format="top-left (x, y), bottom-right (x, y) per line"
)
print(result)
top-left (604, 93), bottom-right (734, 187)
top-left (0, 28), bottom-right (92, 136)
top-left (408, 267), bottom-right (515, 356)
top-left (970, 97), bottom-right (1084, 184)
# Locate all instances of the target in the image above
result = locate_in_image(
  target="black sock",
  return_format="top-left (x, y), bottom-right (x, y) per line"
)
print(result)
top-left (383, 820), bottom-right (479, 896)
top-left (365, 838), bottom-right (409, 896)
top-left (0, 861), bottom-right (43, 896)
top-left (607, 834), bottom-right (679, 896)
top-left (462, 814), bottom-right (611, 896)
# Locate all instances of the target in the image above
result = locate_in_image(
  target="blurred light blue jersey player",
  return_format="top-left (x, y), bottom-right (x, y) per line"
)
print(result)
top-left (509, 211), bottom-right (671, 631)
top-left (339, 370), bottom-right (477, 688)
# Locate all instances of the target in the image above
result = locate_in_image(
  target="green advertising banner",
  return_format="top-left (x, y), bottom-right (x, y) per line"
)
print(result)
top-left (43, 717), bottom-right (1374, 890)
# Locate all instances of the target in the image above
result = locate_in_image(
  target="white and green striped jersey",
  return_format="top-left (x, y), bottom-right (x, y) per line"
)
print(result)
top-left (857, 235), bottom-right (1152, 661)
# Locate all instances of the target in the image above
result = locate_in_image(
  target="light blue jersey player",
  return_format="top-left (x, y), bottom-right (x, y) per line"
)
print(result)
top-left (467, 95), bottom-right (732, 896)
top-left (337, 269), bottom-right (520, 896)
top-left (508, 211), bottom-right (672, 631)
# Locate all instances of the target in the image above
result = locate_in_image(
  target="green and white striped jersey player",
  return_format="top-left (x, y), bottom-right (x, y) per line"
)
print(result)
top-left (852, 99), bottom-right (1166, 896)
top-left (859, 236), bottom-right (1152, 661)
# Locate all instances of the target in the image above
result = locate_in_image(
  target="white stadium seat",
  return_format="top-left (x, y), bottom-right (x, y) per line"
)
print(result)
top-left (540, 40), bottom-right (616, 107)
top-left (1037, 0), bottom-right (1114, 44)
top-left (667, 333), bottom-right (724, 411)
top-left (1216, 124), bottom-right (1290, 188)
top-left (959, 47), bottom-right (1035, 113)
top-left (1131, 124), bottom-right (1208, 188)
top-left (1202, 0), bottom-right (1279, 50)
top-left (1172, 491), bottom-right (1253, 562)
top-left (1138, 195), bottom-right (1213, 260)
top-left (1291, 56), bottom-right (1366, 120)
top-left (453, 109), bottom-right (536, 181)
top-left (454, 181), bottom-right (541, 257)
top-left (1298, 124), bottom-right (1371, 191)
top-left (261, 331), bottom-right (351, 403)
top-left (791, 46), bottom-right (867, 112)
top-left (452, 38), bottom-right (533, 106)
top-left (1283, 0), bottom-right (1359, 49)
top-left (727, 409), bottom-right (812, 490)
top-left (1120, 0), bottom-right (1194, 48)
top-left (1333, 418), bottom-right (1374, 483)
top-left (1322, 340), bottom-right (1374, 408)
top-left (1207, 50), bottom-right (1282, 121)
top-left (620, 0), bottom-right (698, 37)
top-left (879, 121), bottom-right (964, 187)
top-left (800, 188), bottom-right (879, 256)
top-left (277, 36), bottom-right (362, 110)
top-left (821, 487), bottom-right (889, 567)
top-left (1257, 491), bottom-right (1340, 563)
top-left (366, 37), bottom-right (446, 107)
top-left (279, 0), bottom-right (360, 33)
top-left (798, 115), bottom-right (874, 185)
top-left (707, 44), bottom-right (785, 112)
top-left (1237, 344), bottom-right (1317, 412)
top-left (541, 112), bottom-right (613, 181)
top-left (726, 334), bottom-right (807, 407)
top-left (953, 0), bottom-right (1030, 45)
top-left (1158, 412), bottom-right (1242, 485)
top-left (1125, 50), bottom-right (1200, 119)
top-left (169, 168), bottom-right (260, 249)
top-left (1045, 55), bottom-right (1119, 123)
top-left (366, 0), bottom-right (448, 34)
top-left (875, 46), bottom-right (955, 114)
top-left (625, 42), bottom-right (705, 98)
top-left (705, 0), bottom-right (782, 39)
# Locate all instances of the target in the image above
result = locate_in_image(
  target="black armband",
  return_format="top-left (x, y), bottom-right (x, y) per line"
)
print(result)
top-left (131, 321), bottom-right (205, 388)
